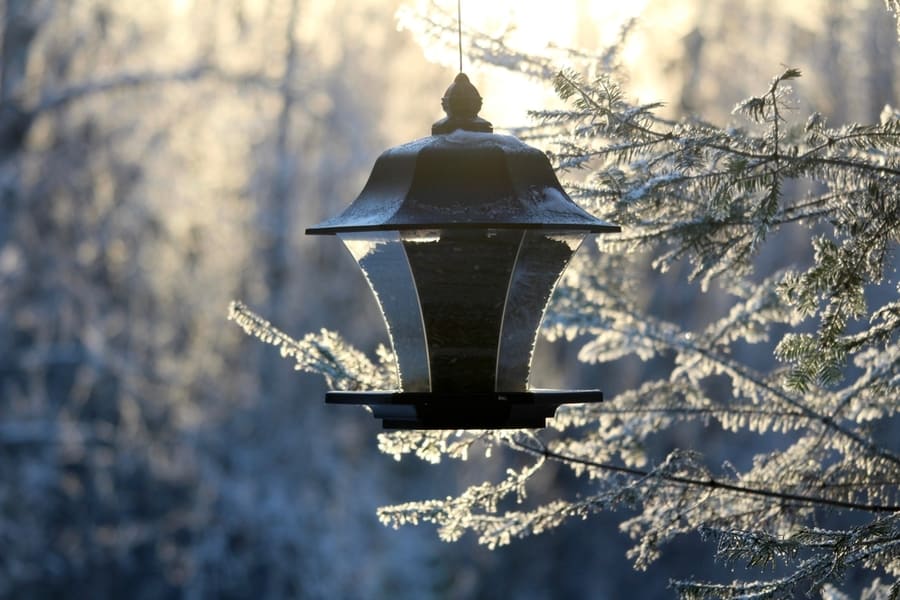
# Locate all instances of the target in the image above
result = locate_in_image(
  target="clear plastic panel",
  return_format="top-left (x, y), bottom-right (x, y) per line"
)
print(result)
top-left (496, 231), bottom-right (585, 391)
top-left (402, 229), bottom-right (522, 393)
top-left (338, 232), bottom-right (430, 392)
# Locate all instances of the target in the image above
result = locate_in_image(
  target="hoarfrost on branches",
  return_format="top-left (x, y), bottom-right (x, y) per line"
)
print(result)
top-left (233, 3), bottom-right (900, 598)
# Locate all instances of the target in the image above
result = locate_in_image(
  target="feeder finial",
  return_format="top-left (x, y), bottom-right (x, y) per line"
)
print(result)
top-left (432, 73), bottom-right (493, 135)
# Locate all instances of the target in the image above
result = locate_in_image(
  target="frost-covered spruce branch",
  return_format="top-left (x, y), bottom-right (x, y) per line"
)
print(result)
top-left (548, 273), bottom-right (900, 469)
top-left (549, 69), bottom-right (899, 388)
top-left (506, 437), bottom-right (900, 514)
top-left (227, 301), bottom-right (394, 391)
top-left (672, 518), bottom-right (900, 599)
top-left (377, 453), bottom-right (549, 547)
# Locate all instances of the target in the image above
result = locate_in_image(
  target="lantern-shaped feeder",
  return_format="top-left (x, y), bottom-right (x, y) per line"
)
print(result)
top-left (307, 74), bottom-right (620, 429)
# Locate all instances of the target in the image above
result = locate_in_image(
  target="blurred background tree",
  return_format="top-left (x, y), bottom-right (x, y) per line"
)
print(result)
top-left (1, 1), bottom-right (446, 596)
top-left (2, 0), bottom-right (898, 598)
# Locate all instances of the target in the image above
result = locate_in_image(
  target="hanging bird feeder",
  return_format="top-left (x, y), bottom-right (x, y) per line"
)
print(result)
top-left (306, 73), bottom-right (620, 429)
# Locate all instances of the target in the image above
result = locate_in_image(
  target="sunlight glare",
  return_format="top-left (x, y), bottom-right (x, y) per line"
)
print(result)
top-left (169, 0), bottom-right (192, 15)
top-left (409, 0), bottom-right (650, 129)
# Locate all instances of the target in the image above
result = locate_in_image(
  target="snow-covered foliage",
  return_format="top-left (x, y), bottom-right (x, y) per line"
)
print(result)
top-left (236, 4), bottom-right (900, 598)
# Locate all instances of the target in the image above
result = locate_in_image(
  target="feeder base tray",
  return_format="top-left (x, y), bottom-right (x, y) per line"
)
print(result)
top-left (325, 389), bottom-right (603, 429)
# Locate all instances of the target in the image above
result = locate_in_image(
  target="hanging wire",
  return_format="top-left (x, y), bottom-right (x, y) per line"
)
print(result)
top-left (457, 0), bottom-right (463, 72)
